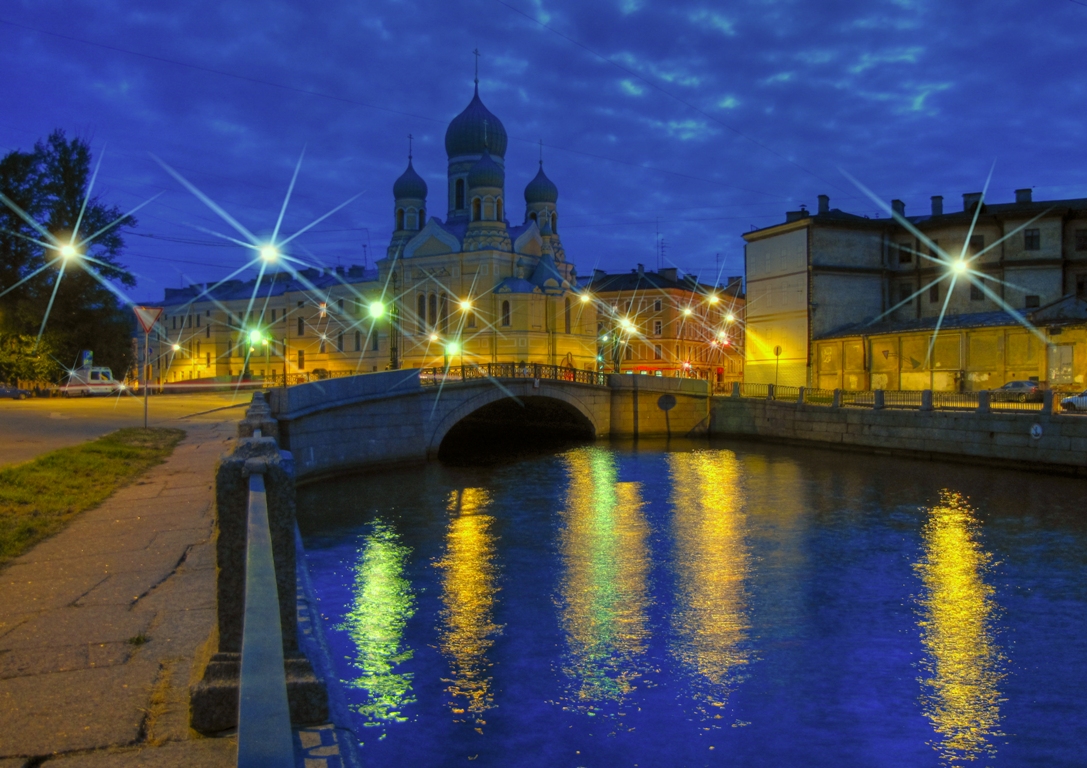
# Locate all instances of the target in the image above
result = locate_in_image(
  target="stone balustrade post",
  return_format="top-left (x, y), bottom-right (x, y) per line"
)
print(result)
top-left (977, 390), bottom-right (990, 413)
top-left (1043, 389), bottom-right (1054, 415)
top-left (874, 390), bottom-right (885, 410)
top-left (731, 381), bottom-right (740, 398)
top-left (767, 383), bottom-right (775, 400)
top-left (797, 386), bottom-right (805, 405)
top-left (921, 389), bottom-right (933, 411)
top-left (832, 389), bottom-right (841, 409)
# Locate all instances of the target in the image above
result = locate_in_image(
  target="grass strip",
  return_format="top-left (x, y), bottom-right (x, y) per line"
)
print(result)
top-left (0, 427), bottom-right (185, 567)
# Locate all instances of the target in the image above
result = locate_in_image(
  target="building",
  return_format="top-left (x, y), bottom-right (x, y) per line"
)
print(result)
top-left (148, 79), bottom-right (599, 383)
top-left (743, 189), bottom-right (1087, 391)
top-left (582, 265), bottom-right (744, 385)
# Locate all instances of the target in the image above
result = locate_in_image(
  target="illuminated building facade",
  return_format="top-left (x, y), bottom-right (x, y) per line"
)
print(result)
top-left (743, 190), bottom-right (1087, 390)
top-left (582, 266), bottom-right (744, 385)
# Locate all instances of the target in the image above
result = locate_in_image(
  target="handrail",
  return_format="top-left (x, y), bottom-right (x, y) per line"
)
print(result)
top-left (418, 362), bottom-right (608, 387)
top-left (237, 468), bottom-right (294, 768)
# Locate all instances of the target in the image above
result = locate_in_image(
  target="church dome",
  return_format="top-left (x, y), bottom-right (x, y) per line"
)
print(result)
top-left (467, 149), bottom-right (504, 189)
top-left (445, 87), bottom-right (508, 159)
top-left (393, 159), bottom-right (427, 200)
top-left (524, 163), bottom-right (558, 204)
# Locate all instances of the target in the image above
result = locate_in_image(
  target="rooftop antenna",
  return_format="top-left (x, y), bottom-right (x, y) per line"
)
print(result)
top-left (362, 243), bottom-right (368, 269)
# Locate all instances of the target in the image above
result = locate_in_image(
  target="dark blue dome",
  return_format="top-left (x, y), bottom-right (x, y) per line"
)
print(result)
top-left (467, 149), bottom-right (504, 189)
top-left (445, 87), bottom-right (508, 159)
top-left (524, 163), bottom-right (558, 204)
top-left (393, 159), bottom-right (427, 200)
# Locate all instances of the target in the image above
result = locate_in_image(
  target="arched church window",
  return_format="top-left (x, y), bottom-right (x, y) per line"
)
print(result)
top-left (407, 210), bottom-right (417, 230)
top-left (497, 198), bottom-right (503, 222)
top-left (529, 212), bottom-right (537, 224)
top-left (428, 294), bottom-right (437, 328)
top-left (501, 300), bottom-right (511, 327)
top-left (418, 208), bottom-right (425, 228)
top-left (417, 294), bottom-right (426, 333)
top-left (440, 294), bottom-right (449, 332)
top-left (551, 212), bottom-right (558, 233)
top-left (472, 198), bottom-right (482, 222)
top-left (455, 179), bottom-right (465, 210)
top-left (396, 208), bottom-right (405, 230)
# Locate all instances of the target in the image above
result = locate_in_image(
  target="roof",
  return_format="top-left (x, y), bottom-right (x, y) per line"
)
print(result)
top-left (493, 277), bottom-right (540, 294)
top-left (445, 85), bottom-right (508, 159)
top-left (584, 268), bottom-right (740, 297)
top-left (157, 266), bottom-right (378, 308)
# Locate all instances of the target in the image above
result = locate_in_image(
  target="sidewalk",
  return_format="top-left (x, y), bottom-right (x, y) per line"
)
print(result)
top-left (0, 421), bottom-right (238, 767)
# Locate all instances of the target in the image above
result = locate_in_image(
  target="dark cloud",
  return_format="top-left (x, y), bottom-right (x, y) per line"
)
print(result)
top-left (2, 0), bottom-right (1085, 298)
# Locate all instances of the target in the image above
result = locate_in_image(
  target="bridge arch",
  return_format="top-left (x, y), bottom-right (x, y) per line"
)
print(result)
top-left (425, 383), bottom-right (602, 458)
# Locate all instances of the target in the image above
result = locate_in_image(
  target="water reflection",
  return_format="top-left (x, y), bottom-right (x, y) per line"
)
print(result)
top-left (436, 488), bottom-right (502, 726)
top-left (558, 448), bottom-right (651, 710)
top-left (915, 491), bottom-right (1005, 764)
top-left (337, 520), bottom-right (417, 725)
top-left (668, 451), bottom-right (751, 718)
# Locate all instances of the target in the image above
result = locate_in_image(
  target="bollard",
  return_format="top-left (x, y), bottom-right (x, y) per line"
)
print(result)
top-left (921, 389), bottom-right (933, 411)
top-left (873, 389), bottom-right (885, 410)
top-left (977, 390), bottom-right (990, 413)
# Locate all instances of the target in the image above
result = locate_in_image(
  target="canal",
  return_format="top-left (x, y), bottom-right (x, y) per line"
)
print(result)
top-left (297, 438), bottom-right (1087, 767)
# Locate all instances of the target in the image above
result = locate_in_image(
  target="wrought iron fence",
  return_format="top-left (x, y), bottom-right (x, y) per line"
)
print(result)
top-left (989, 398), bottom-right (1044, 412)
top-left (883, 390), bottom-right (924, 409)
top-left (933, 392), bottom-right (980, 410)
top-left (841, 390), bottom-right (875, 408)
top-left (727, 385), bottom-right (1059, 416)
top-left (419, 362), bottom-right (607, 388)
top-left (802, 388), bottom-right (836, 405)
top-left (771, 385), bottom-right (802, 402)
top-left (740, 383), bottom-right (770, 398)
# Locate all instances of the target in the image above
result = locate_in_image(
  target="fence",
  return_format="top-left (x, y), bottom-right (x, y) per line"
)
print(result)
top-left (418, 362), bottom-right (607, 388)
top-left (725, 385), bottom-right (1076, 416)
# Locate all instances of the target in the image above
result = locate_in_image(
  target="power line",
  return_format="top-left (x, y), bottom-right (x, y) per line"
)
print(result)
top-left (0, 16), bottom-right (787, 200)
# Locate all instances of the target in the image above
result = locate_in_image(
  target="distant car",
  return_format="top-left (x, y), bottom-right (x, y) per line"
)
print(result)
top-left (1060, 389), bottom-right (1087, 412)
top-left (991, 380), bottom-right (1044, 403)
top-left (62, 366), bottom-right (123, 397)
top-left (0, 384), bottom-right (31, 400)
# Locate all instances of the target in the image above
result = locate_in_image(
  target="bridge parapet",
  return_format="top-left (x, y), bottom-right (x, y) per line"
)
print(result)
top-left (269, 368), bottom-right (421, 418)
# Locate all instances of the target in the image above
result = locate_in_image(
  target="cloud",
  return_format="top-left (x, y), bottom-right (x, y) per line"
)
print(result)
top-left (620, 79), bottom-right (645, 96)
top-left (849, 47), bottom-right (924, 74)
top-left (688, 9), bottom-right (736, 36)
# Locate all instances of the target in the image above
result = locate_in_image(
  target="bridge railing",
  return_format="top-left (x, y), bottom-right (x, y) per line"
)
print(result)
top-left (419, 362), bottom-right (607, 388)
top-left (726, 386), bottom-right (1069, 416)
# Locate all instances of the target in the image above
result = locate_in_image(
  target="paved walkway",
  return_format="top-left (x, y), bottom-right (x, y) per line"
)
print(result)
top-left (0, 421), bottom-right (238, 767)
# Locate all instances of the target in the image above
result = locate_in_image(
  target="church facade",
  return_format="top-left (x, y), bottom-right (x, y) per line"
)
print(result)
top-left (379, 82), bottom-right (598, 371)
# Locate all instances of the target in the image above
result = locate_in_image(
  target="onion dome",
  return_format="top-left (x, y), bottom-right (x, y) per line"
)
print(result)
top-left (445, 86), bottom-right (508, 159)
top-left (393, 159), bottom-right (427, 199)
top-left (524, 163), bottom-right (558, 204)
top-left (467, 149), bottom-right (504, 189)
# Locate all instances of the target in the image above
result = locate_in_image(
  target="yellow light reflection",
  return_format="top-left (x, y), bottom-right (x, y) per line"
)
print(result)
top-left (668, 451), bottom-right (750, 718)
top-left (337, 520), bottom-right (417, 725)
top-left (915, 491), bottom-right (1005, 764)
top-left (558, 448), bottom-right (650, 710)
top-left (436, 488), bottom-right (501, 726)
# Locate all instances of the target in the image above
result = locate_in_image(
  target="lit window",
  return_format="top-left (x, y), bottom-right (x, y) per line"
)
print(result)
top-left (653, 320), bottom-right (662, 336)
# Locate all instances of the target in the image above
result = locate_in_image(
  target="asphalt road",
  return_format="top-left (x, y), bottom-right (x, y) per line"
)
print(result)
top-left (0, 391), bottom-right (251, 467)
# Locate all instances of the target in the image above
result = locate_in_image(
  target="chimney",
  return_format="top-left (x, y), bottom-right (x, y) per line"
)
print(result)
top-left (785, 205), bottom-right (810, 223)
top-left (931, 195), bottom-right (943, 216)
top-left (963, 192), bottom-right (983, 211)
top-left (659, 267), bottom-right (678, 281)
top-left (727, 275), bottom-right (743, 294)
top-left (891, 199), bottom-right (905, 217)
top-left (818, 194), bottom-right (829, 214)
top-left (1015, 188), bottom-right (1033, 204)
top-left (637, 263), bottom-right (645, 275)
top-left (593, 268), bottom-right (607, 282)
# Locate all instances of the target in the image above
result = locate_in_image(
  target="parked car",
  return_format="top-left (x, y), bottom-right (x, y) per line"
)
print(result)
top-left (0, 383), bottom-right (31, 400)
top-left (62, 366), bottom-right (123, 397)
top-left (1060, 389), bottom-right (1087, 412)
top-left (991, 380), bottom-right (1044, 403)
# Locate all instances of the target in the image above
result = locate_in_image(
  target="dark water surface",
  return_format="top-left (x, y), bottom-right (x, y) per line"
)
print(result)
top-left (297, 439), bottom-right (1087, 767)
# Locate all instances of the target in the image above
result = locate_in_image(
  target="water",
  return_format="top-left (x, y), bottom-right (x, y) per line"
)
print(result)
top-left (297, 439), bottom-right (1087, 767)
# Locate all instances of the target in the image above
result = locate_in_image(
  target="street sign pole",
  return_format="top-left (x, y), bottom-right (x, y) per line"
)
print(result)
top-left (133, 306), bottom-right (164, 431)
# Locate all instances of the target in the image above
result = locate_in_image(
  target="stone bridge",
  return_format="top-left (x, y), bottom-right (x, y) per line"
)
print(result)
top-left (267, 366), bottom-right (711, 482)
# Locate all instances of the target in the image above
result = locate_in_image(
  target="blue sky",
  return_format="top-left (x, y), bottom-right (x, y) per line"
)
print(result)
top-left (3, 0), bottom-right (1086, 300)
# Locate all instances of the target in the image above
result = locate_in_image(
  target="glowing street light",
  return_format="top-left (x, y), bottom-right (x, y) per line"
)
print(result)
top-left (369, 301), bottom-right (385, 319)
top-left (172, 344), bottom-right (181, 352)
top-left (429, 333), bottom-right (439, 343)
top-left (726, 313), bottom-right (735, 323)
top-left (708, 294), bottom-right (719, 304)
top-left (249, 329), bottom-right (264, 345)
top-left (620, 318), bottom-right (634, 332)
top-left (717, 330), bottom-right (727, 340)
top-left (459, 298), bottom-right (472, 311)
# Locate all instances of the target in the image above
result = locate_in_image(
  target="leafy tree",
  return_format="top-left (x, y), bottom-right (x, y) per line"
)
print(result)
top-left (0, 131), bottom-right (137, 383)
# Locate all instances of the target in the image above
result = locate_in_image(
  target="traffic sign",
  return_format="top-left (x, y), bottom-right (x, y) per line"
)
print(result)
top-left (133, 306), bottom-right (163, 334)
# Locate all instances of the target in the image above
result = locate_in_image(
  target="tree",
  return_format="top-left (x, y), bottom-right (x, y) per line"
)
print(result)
top-left (0, 131), bottom-right (137, 384)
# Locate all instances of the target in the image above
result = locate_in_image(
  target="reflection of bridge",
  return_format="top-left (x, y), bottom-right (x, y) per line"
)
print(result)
top-left (269, 365), bottom-right (712, 482)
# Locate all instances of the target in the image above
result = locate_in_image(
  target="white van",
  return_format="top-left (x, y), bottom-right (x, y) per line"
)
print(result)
top-left (63, 366), bottom-right (122, 397)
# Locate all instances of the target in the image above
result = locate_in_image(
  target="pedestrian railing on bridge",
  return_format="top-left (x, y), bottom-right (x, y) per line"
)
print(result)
top-left (418, 362), bottom-right (608, 388)
top-left (724, 384), bottom-right (1072, 415)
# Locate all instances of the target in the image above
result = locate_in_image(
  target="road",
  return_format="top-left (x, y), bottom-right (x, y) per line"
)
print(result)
top-left (0, 391), bottom-right (252, 467)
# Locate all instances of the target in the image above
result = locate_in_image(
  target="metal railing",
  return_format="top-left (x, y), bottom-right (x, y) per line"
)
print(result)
top-left (725, 386), bottom-right (1069, 416)
top-left (740, 382), bottom-right (770, 398)
top-left (802, 388), bottom-right (835, 405)
top-left (841, 390), bottom-right (875, 408)
top-left (238, 463), bottom-right (294, 768)
top-left (883, 390), bottom-right (924, 409)
top-left (771, 385), bottom-right (802, 401)
top-left (989, 397), bottom-right (1044, 412)
top-left (933, 392), bottom-right (980, 410)
top-left (418, 362), bottom-right (607, 387)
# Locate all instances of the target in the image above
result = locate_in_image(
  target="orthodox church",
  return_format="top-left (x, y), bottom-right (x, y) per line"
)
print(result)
top-left (377, 78), bottom-right (598, 370)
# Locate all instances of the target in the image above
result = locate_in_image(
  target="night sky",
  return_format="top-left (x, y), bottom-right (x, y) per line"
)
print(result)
top-left (3, 1), bottom-right (1085, 303)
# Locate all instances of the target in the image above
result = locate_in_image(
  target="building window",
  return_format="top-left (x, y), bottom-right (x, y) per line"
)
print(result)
top-left (206, 353), bottom-right (211, 367)
top-left (1076, 229), bottom-right (1087, 251)
top-left (653, 320), bottom-right (662, 336)
top-left (1025, 294), bottom-right (1040, 308)
top-left (501, 300), bottom-right (511, 326)
top-left (428, 294), bottom-right (437, 328)
top-left (455, 179), bottom-right (465, 209)
top-left (896, 243), bottom-right (912, 264)
top-left (1078, 275), bottom-right (1087, 297)
top-left (898, 284), bottom-right (912, 305)
top-left (298, 317), bottom-right (304, 336)
top-left (355, 331), bottom-right (361, 352)
top-left (529, 211), bottom-right (537, 223)
top-left (971, 283), bottom-right (983, 301)
top-left (1024, 228), bottom-right (1040, 250)
top-left (337, 333), bottom-right (344, 352)
top-left (472, 198), bottom-right (481, 221)
top-left (271, 309), bottom-right (276, 322)
top-left (319, 303), bottom-right (327, 319)
top-left (371, 332), bottom-right (379, 352)
top-left (624, 345), bottom-right (632, 361)
top-left (654, 299), bottom-right (662, 312)
top-left (929, 284), bottom-right (940, 303)
top-left (927, 239), bottom-right (940, 257)
top-left (396, 209), bottom-right (405, 230)
top-left (440, 294), bottom-right (449, 332)
top-left (551, 212), bottom-right (558, 233)
top-left (497, 198), bottom-right (504, 222)
top-left (654, 344), bottom-right (662, 360)
top-left (172, 316), bottom-right (176, 330)
top-left (467, 311), bottom-right (476, 328)
top-left (418, 294), bottom-right (427, 332)
top-left (969, 235), bottom-right (984, 254)
top-left (338, 299), bottom-right (345, 314)
top-left (564, 297), bottom-right (571, 334)
top-left (206, 324), bottom-right (211, 338)
top-left (419, 208), bottom-right (425, 227)
top-left (297, 350), bottom-right (305, 370)
top-left (319, 338), bottom-right (326, 354)
top-left (196, 315), bottom-right (200, 327)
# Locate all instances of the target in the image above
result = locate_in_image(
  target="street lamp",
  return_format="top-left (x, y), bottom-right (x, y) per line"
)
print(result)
top-left (369, 301), bottom-right (385, 319)
top-left (260, 245), bottom-right (278, 263)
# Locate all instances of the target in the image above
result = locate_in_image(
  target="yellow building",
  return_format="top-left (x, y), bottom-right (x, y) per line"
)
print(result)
top-left (743, 189), bottom-right (1087, 389)
top-left (583, 266), bottom-right (744, 386)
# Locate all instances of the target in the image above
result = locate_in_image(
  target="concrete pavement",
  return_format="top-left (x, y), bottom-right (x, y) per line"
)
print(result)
top-left (0, 420), bottom-right (238, 766)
